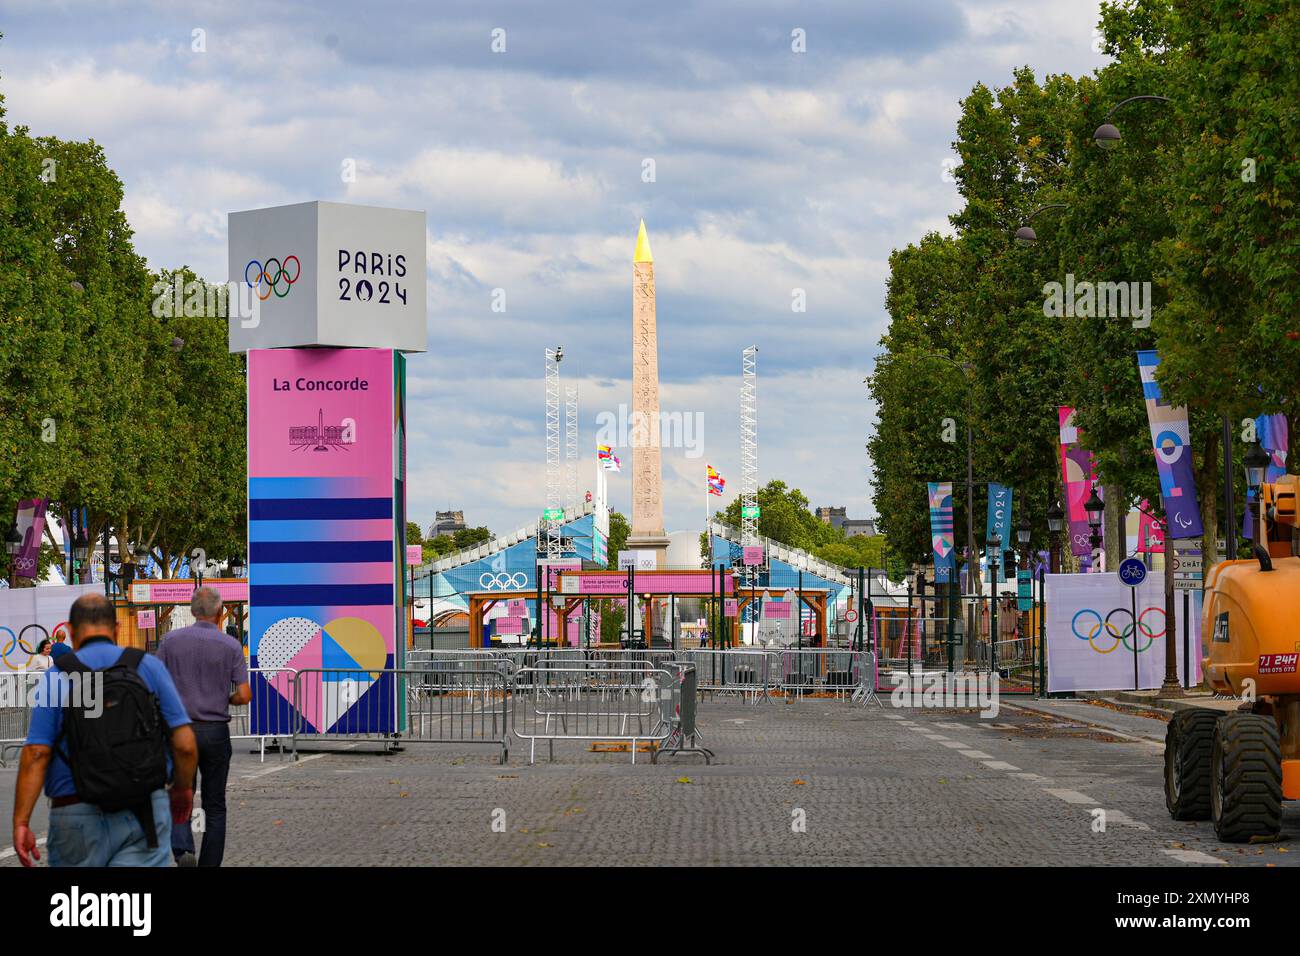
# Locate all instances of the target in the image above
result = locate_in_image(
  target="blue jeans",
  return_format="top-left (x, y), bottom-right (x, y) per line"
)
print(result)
top-left (47, 789), bottom-right (171, 867)
top-left (171, 721), bottom-right (232, 866)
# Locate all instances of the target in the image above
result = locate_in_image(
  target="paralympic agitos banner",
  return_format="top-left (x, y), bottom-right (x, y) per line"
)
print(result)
top-left (1058, 407), bottom-right (1097, 557)
top-left (1136, 351), bottom-right (1203, 539)
top-left (927, 481), bottom-right (956, 584)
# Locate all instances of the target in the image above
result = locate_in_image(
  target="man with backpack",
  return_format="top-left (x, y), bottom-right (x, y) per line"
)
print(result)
top-left (11, 593), bottom-right (197, 867)
top-left (155, 585), bottom-right (250, 867)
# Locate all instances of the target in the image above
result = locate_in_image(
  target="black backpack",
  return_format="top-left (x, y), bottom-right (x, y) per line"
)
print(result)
top-left (55, 648), bottom-right (169, 845)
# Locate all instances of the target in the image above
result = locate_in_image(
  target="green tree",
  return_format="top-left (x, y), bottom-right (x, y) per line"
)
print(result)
top-left (605, 510), bottom-right (629, 570)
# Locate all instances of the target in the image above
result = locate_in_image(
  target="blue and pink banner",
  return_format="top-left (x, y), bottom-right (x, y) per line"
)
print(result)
top-left (1136, 351), bottom-right (1203, 539)
top-left (928, 481), bottom-right (956, 584)
top-left (13, 498), bottom-right (48, 579)
top-left (986, 482), bottom-right (1012, 582)
top-left (1058, 407), bottom-right (1098, 557)
top-left (247, 348), bottom-right (404, 735)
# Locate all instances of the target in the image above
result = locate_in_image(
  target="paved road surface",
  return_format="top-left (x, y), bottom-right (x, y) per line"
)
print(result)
top-left (3, 698), bottom-right (1295, 866)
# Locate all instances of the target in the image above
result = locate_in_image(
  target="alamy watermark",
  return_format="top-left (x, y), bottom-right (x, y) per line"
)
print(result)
top-left (1042, 274), bottom-right (1151, 329)
top-left (595, 404), bottom-right (703, 459)
top-left (889, 671), bottom-right (1000, 718)
top-left (1, 672), bottom-right (103, 717)
top-left (150, 276), bottom-right (260, 328)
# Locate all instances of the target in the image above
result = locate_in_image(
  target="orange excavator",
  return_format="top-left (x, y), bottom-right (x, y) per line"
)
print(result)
top-left (1164, 474), bottom-right (1300, 841)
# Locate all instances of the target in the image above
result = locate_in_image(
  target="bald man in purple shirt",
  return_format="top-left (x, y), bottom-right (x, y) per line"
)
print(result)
top-left (155, 586), bottom-right (251, 867)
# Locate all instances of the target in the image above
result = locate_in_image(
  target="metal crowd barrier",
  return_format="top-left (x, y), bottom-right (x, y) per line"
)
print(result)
top-left (511, 665), bottom-right (676, 764)
top-left (230, 667), bottom-right (300, 761)
top-left (769, 648), bottom-right (868, 699)
top-left (404, 667), bottom-right (510, 764)
top-left (290, 667), bottom-right (400, 757)
top-left (652, 663), bottom-right (713, 764)
top-left (675, 648), bottom-right (775, 702)
top-left (0, 672), bottom-right (41, 766)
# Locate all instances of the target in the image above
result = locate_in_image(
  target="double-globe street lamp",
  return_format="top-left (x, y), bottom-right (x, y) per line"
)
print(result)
top-left (1244, 441), bottom-right (1271, 545)
top-left (5, 521), bottom-right (23, 587)
top-left (1084, 486), bottom-right (1105, 570)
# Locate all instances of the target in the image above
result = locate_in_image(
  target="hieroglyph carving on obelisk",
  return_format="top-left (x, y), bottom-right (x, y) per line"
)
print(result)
top-left (630, 220), bottom-right (666, 546)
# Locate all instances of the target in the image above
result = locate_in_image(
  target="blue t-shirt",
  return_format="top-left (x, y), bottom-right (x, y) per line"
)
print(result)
top-left (24, 637), bottom-right (192, 799)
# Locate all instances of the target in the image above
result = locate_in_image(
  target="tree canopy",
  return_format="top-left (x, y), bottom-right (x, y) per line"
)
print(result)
top-left (869, 0), bottom-right (1298, 571)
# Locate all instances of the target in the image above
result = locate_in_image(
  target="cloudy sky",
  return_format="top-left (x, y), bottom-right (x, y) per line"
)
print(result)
top-left (1, 0), bottom-right (1107, 536)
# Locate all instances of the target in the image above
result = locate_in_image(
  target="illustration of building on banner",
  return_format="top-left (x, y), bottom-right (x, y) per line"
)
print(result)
top-left (927, 481), bottom-right (956, 583)
top-left (1136, 351), bottom-right (1203, 539)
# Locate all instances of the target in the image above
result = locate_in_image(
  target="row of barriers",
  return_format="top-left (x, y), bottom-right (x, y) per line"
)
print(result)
top-left (226, 660), bottom-right (716, 765)
top-left (404, 646), bottom-right (877, 703)
top-left (6, 649), bottom-right (882, 768)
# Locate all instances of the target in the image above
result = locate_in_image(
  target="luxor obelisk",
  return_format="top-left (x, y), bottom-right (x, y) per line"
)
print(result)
top-left (628, 220), bottom-right (670, 566)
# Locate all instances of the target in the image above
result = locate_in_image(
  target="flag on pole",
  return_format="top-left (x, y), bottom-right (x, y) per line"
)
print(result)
top-left (597, 444), bottom-right (613, 460)
top-left (602, 453), bottom-right (621, 472)
top-left (707, 465), bottom-right (725, 496)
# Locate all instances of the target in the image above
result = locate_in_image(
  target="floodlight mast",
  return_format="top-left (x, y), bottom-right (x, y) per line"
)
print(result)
top-left (740, 346), bottom-right (759, 584)
top-left (565, 383), bottom-right (579, 511)
top-left (544, 346), bottom-right (564, 561)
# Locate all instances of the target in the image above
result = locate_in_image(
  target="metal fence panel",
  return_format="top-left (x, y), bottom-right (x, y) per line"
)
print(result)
top-left (510, 665), bottom-right (675, 764)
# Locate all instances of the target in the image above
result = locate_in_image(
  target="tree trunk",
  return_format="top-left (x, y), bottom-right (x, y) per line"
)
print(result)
top-left (1197, 428), bottom-right (1220, 568)
top-left (1104, 482), bottom-right (1124, 572)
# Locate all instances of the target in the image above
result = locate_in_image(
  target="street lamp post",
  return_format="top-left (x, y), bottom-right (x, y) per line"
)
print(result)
top-left (5, 521), bottom-right (23, 588)
top-left (1016, 514), bottom-right (1031, 665)
top-left (1245, 442), bottom-right (1271, 545)
top-left (1084, 488), bottom-right (1105, 572)
top-left (1046, 500), bottom-right (1065, 575)
top-left (72, 527), bottom-right (89, 585)
top-left (1013, 204), bottom-right (1069, 245)
top-left (986, 533), bottom-right (1000, 672)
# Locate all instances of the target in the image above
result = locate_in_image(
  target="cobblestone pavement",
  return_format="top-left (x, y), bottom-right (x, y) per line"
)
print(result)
top-left (4, 697), bottom-right (1298, 866)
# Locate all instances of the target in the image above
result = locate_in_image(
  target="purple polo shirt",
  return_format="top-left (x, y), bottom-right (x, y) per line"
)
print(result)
top-left (154, 621), bottom-right (248, 722)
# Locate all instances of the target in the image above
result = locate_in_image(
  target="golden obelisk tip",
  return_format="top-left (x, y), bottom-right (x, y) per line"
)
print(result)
top-left (634, 219), bottom-right (653, 263)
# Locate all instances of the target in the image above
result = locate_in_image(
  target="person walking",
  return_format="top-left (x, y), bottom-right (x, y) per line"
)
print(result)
top-left (11, 593), bottom-right (197, 867)
top-left (155, 586), bottom-right (251, 867)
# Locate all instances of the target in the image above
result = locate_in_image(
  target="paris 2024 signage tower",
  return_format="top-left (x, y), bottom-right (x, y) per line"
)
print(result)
top-left (228, 200), bottom-right (425, 737)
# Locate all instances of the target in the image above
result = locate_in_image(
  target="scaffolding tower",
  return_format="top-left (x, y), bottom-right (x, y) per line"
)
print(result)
top-left (740, 344), bottom-right (759, 558)
top-left (544, 346), bottom-right (564, 560)
top-left (565, 383), bottom-right (579, 510)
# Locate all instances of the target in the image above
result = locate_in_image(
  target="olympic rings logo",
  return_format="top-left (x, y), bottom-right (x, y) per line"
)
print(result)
top-left (244, 256), bottom-right (301, 301)
top-left (479, 572), bottom-right (528, 590)
top-left (1070, 606), bottom-right (1165, 655)
top-left (1, 623), bottom-right (48, 670)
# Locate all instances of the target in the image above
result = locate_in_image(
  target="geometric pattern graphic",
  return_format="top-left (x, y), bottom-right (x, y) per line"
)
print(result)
top-left (247, 348), bottom-right (401, 737)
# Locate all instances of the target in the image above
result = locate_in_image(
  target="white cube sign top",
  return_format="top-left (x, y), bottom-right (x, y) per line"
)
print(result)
top-left (228, 201), bottom-right (427, 353)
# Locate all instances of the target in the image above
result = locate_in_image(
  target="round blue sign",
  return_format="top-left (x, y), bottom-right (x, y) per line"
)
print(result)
top-left (1118, 557), bottom-right (1147, 587)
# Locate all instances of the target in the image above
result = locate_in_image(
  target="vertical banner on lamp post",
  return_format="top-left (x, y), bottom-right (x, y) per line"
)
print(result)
top-left (1136, 351), bottom-right (1203, 539)
top-left (1059, 407), bottom-right (1099, 557)
top-left (1244, 413), bottom-right (1288, 539)
top-left (13, 498), bottom-right (48, 579)
top-left (986, 483), bottom-right (1012, 583)
top-left (927, 482), bottom-right (956, 584)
